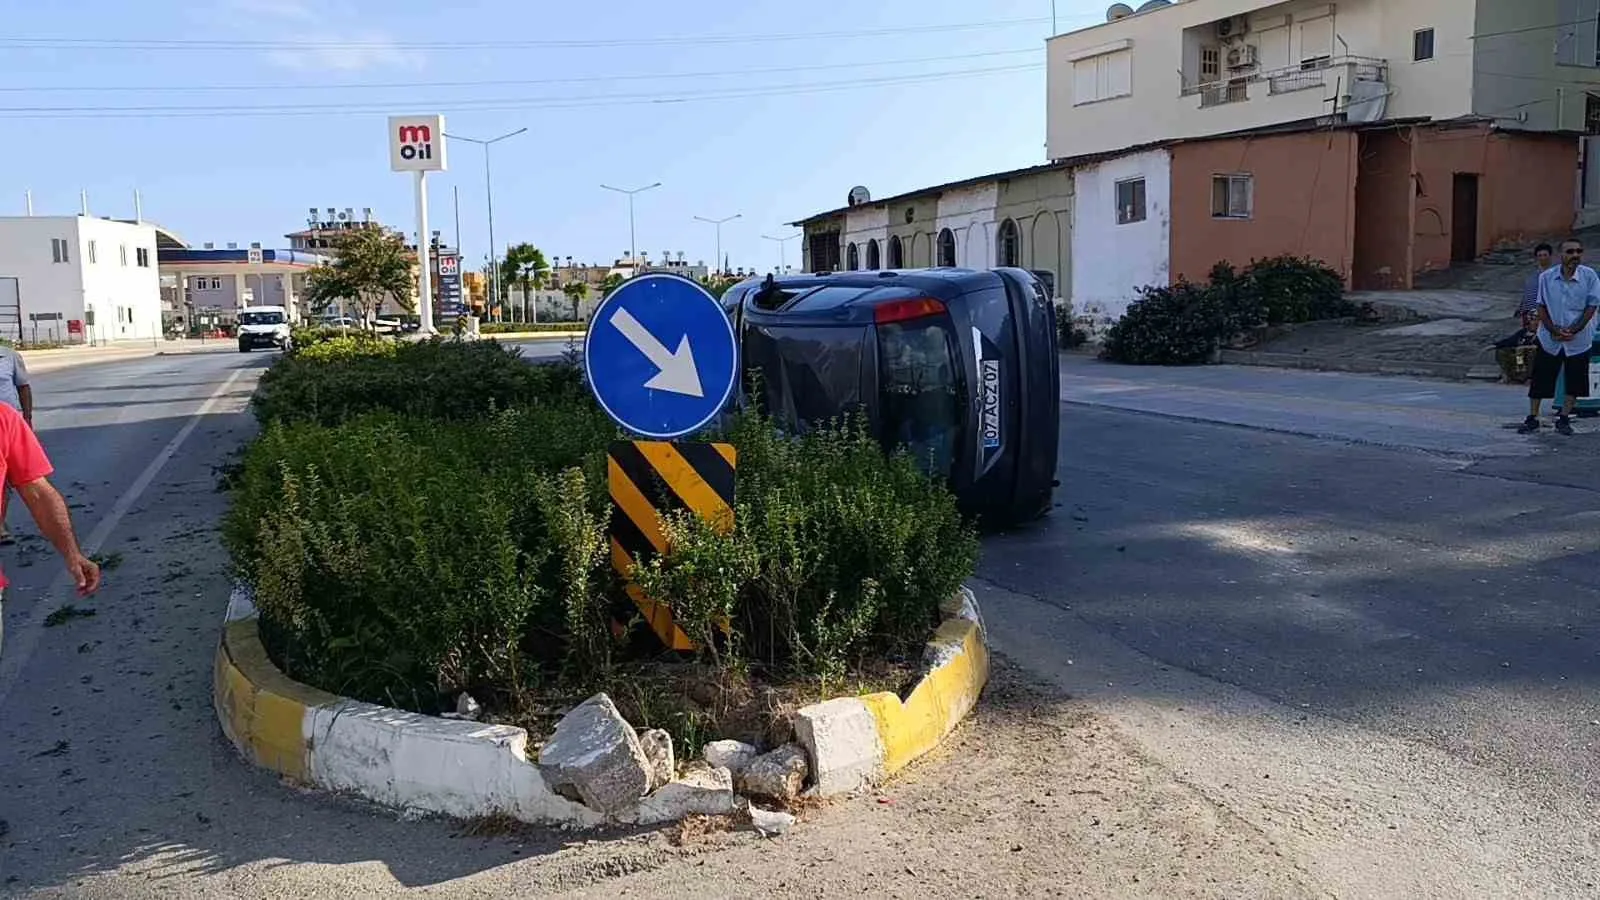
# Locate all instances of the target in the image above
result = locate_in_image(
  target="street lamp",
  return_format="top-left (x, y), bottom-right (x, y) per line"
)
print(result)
top-left (445, 127), bottom-right (527, 321)
top-left (694, 213), bottom-right (741, 276)
top-left (761, 232), bottom-right (801, 274)
top-left (601, 182), bottom-right (662, 272)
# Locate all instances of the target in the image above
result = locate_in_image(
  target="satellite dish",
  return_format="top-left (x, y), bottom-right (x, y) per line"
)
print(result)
top-left (847, 185), bottom-right (872, 207)
top-left (1134, 0), bottom-right (1170, 12)
top-left (1106, 3), bottom-right (1134, 20)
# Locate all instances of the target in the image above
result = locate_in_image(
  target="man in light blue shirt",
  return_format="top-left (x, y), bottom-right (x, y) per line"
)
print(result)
top-left (1520, 239), bottom-right (1600, 435)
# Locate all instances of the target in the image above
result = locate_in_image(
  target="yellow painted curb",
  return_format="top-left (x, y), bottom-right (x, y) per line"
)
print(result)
top-left (795, 587), bottom-right (990, 795)
top-left (213, 619), bottom-right (336, 784)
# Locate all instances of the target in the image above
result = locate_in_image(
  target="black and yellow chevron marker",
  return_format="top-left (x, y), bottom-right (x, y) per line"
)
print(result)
top-left (607, 439), bottom-right (737, 650)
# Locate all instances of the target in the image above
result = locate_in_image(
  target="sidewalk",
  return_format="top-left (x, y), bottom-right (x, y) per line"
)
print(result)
top-left (1060, 352), bottom-right (1534, 458)
top-left (19, 339), bottom-right (233, 374)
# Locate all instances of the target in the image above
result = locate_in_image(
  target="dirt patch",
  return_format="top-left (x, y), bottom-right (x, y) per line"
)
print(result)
top-left (524, 657), bottom-right (1321, 899)
top-left (484, 655), bottom-right (920, 758)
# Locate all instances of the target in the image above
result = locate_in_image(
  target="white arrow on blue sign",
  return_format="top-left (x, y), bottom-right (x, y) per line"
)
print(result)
top-left (584, 273), bottom-right (739, 439)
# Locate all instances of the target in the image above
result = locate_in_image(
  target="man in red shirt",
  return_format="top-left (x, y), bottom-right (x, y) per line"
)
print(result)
top-left (0, 402), bottom-right (100, 655)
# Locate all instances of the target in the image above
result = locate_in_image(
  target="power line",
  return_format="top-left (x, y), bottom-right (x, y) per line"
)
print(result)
top-left (0, 62), bottom-right (1045, 119)
top-left (1471, 15), bottom-right (1600, 41)
top-left (0, 46), bottom-right (1044, 94)
top-left (0, 16), bottom-right (1060, 52)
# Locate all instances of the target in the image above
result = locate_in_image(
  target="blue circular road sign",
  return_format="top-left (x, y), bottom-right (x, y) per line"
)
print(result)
top-left (584, 273), bottom-right (739, 439)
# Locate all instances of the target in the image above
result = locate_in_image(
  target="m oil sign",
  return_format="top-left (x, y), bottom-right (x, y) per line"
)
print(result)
top-left (388, 115), bottom-right (447, 173)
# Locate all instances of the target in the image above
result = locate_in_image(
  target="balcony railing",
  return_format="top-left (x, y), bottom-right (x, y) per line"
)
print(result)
top-left (1182, 55), bottom-right (1387, 106)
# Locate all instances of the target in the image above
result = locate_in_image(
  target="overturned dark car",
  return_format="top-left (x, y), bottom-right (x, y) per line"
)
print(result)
top-left (723, 267), bottom-right (1060, 527)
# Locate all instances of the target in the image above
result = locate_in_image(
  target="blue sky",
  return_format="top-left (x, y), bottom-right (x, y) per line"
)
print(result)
top-left (0, 0), bottom-right (1106, 273)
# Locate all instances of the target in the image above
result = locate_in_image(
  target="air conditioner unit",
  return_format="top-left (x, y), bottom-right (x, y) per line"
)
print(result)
top-left (1216, 15), bottom-right (1249, 39)
top-left (1226, 44), bottom-right (1259, 68)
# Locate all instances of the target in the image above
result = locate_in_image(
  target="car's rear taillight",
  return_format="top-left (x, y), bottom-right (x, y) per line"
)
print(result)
top-left (874, 297), bottom-right (946, 325)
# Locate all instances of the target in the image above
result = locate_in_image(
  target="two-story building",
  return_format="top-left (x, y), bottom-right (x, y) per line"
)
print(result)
top-left (0, 214), bottom-right (169, 344)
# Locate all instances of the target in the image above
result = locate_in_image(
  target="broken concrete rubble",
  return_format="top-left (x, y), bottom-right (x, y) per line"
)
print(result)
top-left (702, 739), bottom-right (758, 775)
top-left (536, 693), bottom-right (652, 817)
top-left (626, 764), bottom-right (738, 826)
top-left (738, 743), bottom-right (809, 803)
top-left (639, 728), bottom-right (676, 791)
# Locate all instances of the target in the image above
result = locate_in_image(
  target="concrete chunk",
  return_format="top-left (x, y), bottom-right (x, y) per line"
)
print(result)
top-left (536, 693), bottom-right (651, 816)
top-left (795, 697), bottom-right (885, 797)
top-left (702, 739), bottom-right (758, 775)
top-left (639, 728), bottom-right (675, 791)
top-left (737, 743), bottom-right (809, 803)
top-left (627, 764), bottom-right (737, 826)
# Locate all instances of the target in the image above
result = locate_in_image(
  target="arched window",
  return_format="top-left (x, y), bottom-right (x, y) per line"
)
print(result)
top-left (887, 235), bottom-right (904, 268)
top-left (866, 239), bottom-right (881, 270)
top-left (846, 242), bottom-right (860, 271)
top-left (937, 228), bottom-right (957, 267)
top-left (997, 219), bottom-right (1021, 267)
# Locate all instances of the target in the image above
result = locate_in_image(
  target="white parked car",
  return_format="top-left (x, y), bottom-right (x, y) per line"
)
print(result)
top-left (237, 307), bottom-right (292, 353)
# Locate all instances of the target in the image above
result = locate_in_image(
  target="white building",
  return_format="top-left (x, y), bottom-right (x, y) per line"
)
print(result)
top-left (1046, 0), bottom-right (1600, 161)
top-left (0, 215), bottom-right (165, 344)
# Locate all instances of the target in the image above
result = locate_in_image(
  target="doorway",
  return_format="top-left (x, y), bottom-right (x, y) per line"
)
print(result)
top-left (1451, 174), bottom-right (1480, 263)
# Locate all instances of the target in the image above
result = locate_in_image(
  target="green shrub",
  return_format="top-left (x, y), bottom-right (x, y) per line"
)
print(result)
top-left (292, 334), bottom-right (396, 363)
top-left (478, 322), bottom-right (587, 335)
top-left (223, 406), bottom-right (617, 711)
top-left (1100, 279), bottom-right (1254, 366)
top-left (253, 339), bottom-right (585, 427)
top-left (720, 412), bottom-right (978, 683)
top-left (1243, 255), bottom-right (1350, 324)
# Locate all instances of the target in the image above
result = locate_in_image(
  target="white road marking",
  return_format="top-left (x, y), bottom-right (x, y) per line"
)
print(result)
top-left (0, 366), bottom-right (251, 709)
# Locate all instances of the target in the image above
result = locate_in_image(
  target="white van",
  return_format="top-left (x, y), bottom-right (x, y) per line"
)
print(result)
top-left (238, 306), bottom-right (293, 353)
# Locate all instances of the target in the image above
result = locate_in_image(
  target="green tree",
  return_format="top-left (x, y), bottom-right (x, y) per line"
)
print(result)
top-left (561, 281), bottom-right (588, 322)
top-left (305, 227), bottom-right (415, 325)
top-left (501, 243), bottom-right (549, 324)
top-left (599, 272), bottom-right (625, 296)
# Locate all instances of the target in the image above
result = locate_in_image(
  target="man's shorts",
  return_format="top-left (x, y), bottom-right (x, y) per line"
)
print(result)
top-left (1529, 347), bottom-right (1591, 400)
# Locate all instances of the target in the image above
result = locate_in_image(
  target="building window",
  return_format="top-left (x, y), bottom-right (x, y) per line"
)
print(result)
top-left (997, 220), bottom-right (1021, 267)
top-left (1072, 48), bottom-right (1133, 105)
top-left (136, 247), bottom-right (151, 267)
top-left (50, 238), bottom-right (69, 264)
top-left (119, 244), bottom-right (128, 266)
top-left (866, 238), bottom-right (881, 270)
top-left (87, 240), bottom-right (98, 264)
top-left (846, 242), bottom-right (860, 271)
top-left (1115, 178), bottom-right (1147, 225)
top-left (1587, 94), bottom-right (1600, 134)
top-left (887, 235), bottom-right (904, 268)
top-left (937, 229), bottom-right (957, 267)
top-left (210, 277), bottom-right (222, 290)
top-left (1413, 28), bottom-right (1435, 62)
top-left (1211, 174), bottom-right (1254, 219)
top-left (1200, 46), bottom-right (1221, 83)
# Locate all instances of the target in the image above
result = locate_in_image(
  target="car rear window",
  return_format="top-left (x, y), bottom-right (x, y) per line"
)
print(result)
top-left (783, 286), bottom-right (872, 313)
top-left (877, 318), bottom-right (961, 476)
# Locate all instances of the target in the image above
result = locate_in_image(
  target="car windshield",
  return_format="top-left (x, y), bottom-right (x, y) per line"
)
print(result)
top-left (239, 311), bottom-right (285, 326)
top-left (877, 318), bottom-right (961, 476)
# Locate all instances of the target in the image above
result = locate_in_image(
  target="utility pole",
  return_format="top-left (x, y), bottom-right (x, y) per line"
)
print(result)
top-left (761, 232), bottom-right (801, 274)
top-left (694, 213), bottom-right (742, 276)
top-left (601, 182), bottom-right (662, 272)
top-left (445, 127), bottom-right (528, 322)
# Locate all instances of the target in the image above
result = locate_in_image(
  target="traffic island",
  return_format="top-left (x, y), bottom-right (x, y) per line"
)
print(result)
top-left (213, 584), bottom-right (990, 827)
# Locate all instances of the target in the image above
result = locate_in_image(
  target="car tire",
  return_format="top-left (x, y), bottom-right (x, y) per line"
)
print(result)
top-left (238, 343), bottom-right (251, 353)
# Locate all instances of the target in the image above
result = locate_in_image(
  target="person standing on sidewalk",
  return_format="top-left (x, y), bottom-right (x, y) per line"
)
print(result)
top-left (0, 400), bottom-right (101, 656)
top-left (1519, 239), bottom-right (1600, 435)
top-left (0, 343), bottom-right (35, 544)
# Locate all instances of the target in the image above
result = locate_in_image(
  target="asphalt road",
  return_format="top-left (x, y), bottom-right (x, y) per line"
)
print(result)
top-left (3, 350), bottom-right (1597, 897)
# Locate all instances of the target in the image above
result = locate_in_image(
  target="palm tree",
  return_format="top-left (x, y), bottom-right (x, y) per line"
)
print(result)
top-left (599, 272), bottom-right (625, 297)
top-left (561, 281), bottom-right (588, 323)
top-left (500, 243), bottom-right (549, 324)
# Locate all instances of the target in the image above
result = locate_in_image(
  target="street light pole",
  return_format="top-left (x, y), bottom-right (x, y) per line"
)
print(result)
top-left (694, 213), bottom-right (741, 276)
top-left (445, 127), bottom-right (527, 322)
top-left (601, 182), bottom-right (662, 272)
top-left (761, 232), bottom-right (801, 274)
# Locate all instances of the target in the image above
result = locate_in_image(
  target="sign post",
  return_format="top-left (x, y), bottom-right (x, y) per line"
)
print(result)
top-left (388, 115), bottom-right (448, 334)
top-left (586, 274), bottom-right (740, 649)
